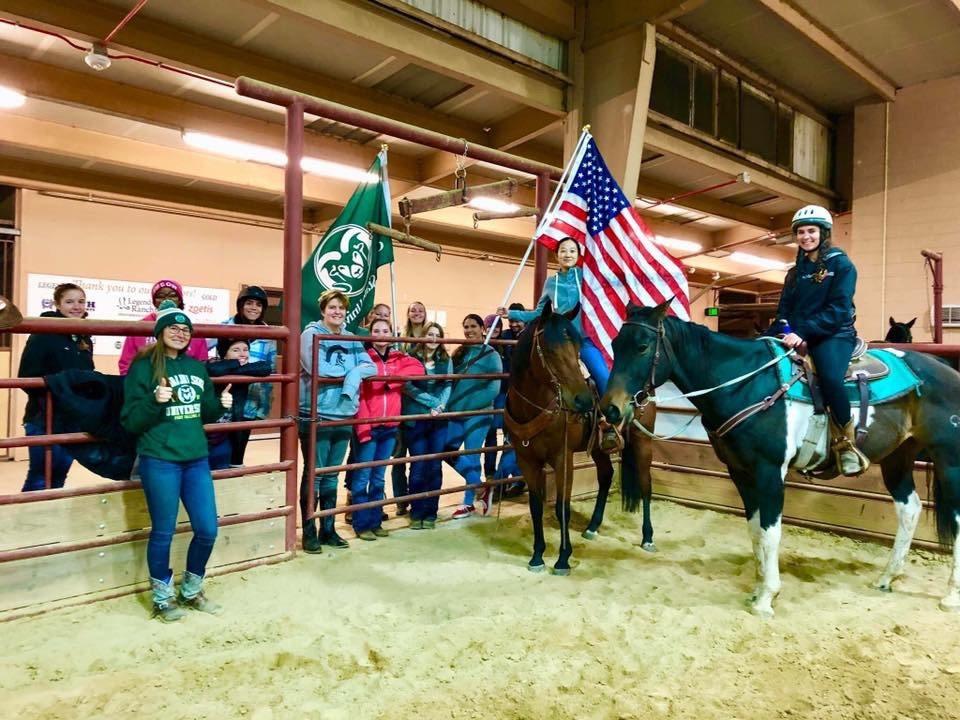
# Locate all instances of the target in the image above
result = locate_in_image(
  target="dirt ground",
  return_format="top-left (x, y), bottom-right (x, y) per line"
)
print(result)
top-left (3, 498), bottom-right (959, 720)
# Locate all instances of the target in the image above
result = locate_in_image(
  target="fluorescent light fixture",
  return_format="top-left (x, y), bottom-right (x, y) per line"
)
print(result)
top-left (183, 131), bottom-right (285, 165)
top-left (0, 86), bottom-right (26, 109)
top-left (301, 157), bottom-right (379, 184)
top-left (728, 251), bottom-right (789, 270)
top-left (655, 236), bottom-right (702, 253)
top-left (467, 196), bottom-right (520, 213)
top-left (182, 131), bottom-right (378, 183)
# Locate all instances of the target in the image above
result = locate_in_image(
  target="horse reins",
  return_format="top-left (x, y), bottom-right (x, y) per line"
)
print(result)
top-left (619, 318), bottom-right (799, 441)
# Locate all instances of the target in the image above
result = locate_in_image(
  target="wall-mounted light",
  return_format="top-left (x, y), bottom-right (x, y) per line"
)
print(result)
top-left (181, 131), bottom-right (378, 183)
top-left (0, 85), bottom-right (26, 109)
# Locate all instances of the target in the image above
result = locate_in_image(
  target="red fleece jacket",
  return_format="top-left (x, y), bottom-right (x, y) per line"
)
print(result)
top-left (355, 348), bottom-right (425, 444)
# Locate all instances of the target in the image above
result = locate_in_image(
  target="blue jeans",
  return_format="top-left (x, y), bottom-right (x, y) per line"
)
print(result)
top-left (483, 393), bottom-right (506, 477)
top-left (350, 426), bottom-right (397, 532)
top-left (407, 419), bottom-right (448, 520)
top-left (299, 424), bottom-right (352, 538)
top-left (21, 421), bottom-right (74, 492)
top-left (809, 333), bottom-right (857, 426)
top-left (139, 455), bottom-right (218, 581)
top-left (580, 337), bottom-right (609, 395)
top-left (208, 438), bottom-right (232, 471)
top-left (444, 414), bottom-right (493, 506)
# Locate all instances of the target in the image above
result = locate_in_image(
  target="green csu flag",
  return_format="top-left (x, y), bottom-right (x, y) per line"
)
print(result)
top-left (301, 149), bottom-right (393, 331)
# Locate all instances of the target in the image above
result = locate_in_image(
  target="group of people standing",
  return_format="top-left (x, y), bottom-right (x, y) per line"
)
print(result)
top-left (296, 292), bottom-right (527, 554)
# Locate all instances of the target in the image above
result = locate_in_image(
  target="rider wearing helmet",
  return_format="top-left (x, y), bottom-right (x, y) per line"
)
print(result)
top-left (775, 205), bottom-right (869, 477)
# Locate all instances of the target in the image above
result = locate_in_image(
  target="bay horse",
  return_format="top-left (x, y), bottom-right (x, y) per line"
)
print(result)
top-left (601, 301), bottom-right (960, 617)
top-left (504, 299), bottom-right (656, 575)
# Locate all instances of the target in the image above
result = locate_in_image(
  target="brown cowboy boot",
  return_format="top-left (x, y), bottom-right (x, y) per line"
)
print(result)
top-left (830, 419), bottom-right (870, 477)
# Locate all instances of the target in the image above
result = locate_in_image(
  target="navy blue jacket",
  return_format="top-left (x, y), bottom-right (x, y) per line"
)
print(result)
top-left (776, 248), bottom-right (857, 343)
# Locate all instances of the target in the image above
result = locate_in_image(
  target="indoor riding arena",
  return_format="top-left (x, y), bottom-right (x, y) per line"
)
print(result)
top-left (2, 2), bottom-right (960, 719)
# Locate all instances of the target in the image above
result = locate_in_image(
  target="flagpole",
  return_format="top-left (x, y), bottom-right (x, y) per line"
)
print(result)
top-left (389, 262), bottom-right (399, 335)
top-left (483, 127), bottom-right (591, 346)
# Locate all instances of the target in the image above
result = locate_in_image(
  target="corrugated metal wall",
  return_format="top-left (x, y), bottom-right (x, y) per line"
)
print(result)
top-left (397, 0), bottom-right (566, 71)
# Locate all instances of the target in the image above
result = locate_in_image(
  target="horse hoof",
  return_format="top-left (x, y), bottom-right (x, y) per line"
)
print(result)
top-left (552, 567), bottom-right (571, 577)
top-left (640, 542), bottom-right (657, 553)
top-left (527, 562), bottom-right (546, 574)
top-left (749, 604), bottom-right (775, 620)
top-left (873, 581), bottom-right (893, 593)
top-left (582, 529), bottom-right (598, 540)
top-left (939, 597), bottom-right (960, 613)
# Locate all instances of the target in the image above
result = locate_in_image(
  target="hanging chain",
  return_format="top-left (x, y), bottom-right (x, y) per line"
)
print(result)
top-left (454, 138), bottom-right (468, 191)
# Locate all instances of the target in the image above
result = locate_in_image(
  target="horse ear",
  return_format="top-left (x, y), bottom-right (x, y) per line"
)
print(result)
top-left (652, 297), bottom-right (673, 320)
top-left (907, 317), bottom-right (917, 328)
top-left (542, 296), bottom-right (554, 321)
top-left (889, 316), bottom-right (896, 327)
top-left (563, 302), bottom-right (580, 322)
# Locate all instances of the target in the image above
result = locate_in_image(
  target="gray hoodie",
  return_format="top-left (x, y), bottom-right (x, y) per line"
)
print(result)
top-left (298, 321), bottom-right (376, 420)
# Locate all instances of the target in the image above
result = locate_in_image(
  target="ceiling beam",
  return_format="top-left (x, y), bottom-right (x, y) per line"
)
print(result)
top-left (635, 177), bottom-right (776, 230)
top-left (754, 0), bottom-right (896, 102)
top-left (351, 56), bottom-right (410, 87)
top-left (0, 0), bottom-right (492, 142)
top-left (249, 0), bottom-right (566, 113)
top-left (0, 158), bottom-right (286, 219)
top-left (0, 53), bottom-right (422, 183)
top-left (489, 108), bottom-right (563, 151)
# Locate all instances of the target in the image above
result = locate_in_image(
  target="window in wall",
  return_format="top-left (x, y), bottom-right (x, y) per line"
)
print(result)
top-left (717, 71), bottom-right (739, 145)
top-left (650, 45), bottom-right (691, 124)
top-left (692, 63), bottom-right (716, 135)
top-left (740, 84), bottom-right (777, 164)
top-left (777, 104), bottom-right (794, 171)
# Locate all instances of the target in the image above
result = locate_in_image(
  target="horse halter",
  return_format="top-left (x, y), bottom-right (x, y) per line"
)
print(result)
top-left (620, 318), bottom-right (675, 413)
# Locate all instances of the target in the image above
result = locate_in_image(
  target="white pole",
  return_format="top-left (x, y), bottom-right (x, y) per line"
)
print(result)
top-left (389, 262), bottom-right (399, 336)
top-left (483, 128), bottom-right (591, 346)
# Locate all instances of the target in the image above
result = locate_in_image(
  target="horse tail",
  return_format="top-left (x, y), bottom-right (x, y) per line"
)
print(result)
top-left (932, 475), bottom-right (959, 549)
top-left (620, 428), bottom-right (647, 513)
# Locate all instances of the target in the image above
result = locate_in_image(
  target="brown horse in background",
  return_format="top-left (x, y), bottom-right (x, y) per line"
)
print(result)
top-left (504, 299), bottom-right (656, 575)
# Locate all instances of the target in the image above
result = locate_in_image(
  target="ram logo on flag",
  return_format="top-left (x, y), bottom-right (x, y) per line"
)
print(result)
top-left (535, 132), bottom-right (690, 365)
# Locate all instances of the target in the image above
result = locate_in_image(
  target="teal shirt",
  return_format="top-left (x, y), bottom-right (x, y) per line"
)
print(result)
top-left (508, 267), bottom-right (583, 333)
top-left (447, 345), bottom-right (502, 412)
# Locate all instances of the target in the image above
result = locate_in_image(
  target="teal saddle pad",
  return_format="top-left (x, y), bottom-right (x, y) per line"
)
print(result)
top-left (765, 343), bottom-right (922, 406)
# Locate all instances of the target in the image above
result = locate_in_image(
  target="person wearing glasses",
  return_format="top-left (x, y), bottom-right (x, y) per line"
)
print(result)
top-left (119, 279), bottom-right (209, 375)
top-left (121, 300), bottom-right (233, 622)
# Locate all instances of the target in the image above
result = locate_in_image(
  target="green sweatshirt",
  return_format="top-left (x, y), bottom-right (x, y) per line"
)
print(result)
top-left (121, 354), bottom-right (224, 462)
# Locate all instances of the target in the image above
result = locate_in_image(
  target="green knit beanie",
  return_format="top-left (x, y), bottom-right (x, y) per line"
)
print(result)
top-left (154, 299), bottom-right (193, 338)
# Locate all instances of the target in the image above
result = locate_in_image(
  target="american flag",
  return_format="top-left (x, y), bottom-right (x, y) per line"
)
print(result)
top-left (536, 133), bottom-right (690, 365)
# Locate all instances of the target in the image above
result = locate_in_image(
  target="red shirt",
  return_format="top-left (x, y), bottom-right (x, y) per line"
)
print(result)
top-left (355, 347), bottom-right (425, 443)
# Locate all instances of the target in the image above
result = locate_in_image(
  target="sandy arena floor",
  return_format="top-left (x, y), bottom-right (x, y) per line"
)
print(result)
top-left (3, 498), bottom-right (960, 720)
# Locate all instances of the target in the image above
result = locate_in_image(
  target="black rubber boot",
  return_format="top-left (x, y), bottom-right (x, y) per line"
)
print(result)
top-left (302, 519), bottom-right (323, 554)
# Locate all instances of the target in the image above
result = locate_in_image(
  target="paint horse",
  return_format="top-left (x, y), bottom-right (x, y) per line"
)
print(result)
top-left (885, 316), bottom-right (917, 343)
top-left (601, 301), bottom-right (960, 617)
top-left (504, 299), bottom-right (656, 575)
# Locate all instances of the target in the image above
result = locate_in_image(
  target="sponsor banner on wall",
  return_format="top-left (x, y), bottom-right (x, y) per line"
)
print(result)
top-left (26, 274), bottom-right (231, 356)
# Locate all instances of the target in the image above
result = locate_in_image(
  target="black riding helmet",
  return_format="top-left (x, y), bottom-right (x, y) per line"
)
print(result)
top-left (236, 285), bottom-right (268, 318)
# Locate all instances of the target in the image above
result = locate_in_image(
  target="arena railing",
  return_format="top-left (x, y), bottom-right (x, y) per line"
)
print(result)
top-left (301, 332), bottom-right (536, 526)
top-left (0, 317), bottom-right (300, 568)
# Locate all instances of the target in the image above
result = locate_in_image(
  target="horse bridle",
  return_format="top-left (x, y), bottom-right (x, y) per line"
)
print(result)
top-left (620, 318), bottom-right (676, 414)
top-left (509, 324), bottom-right (579, 415)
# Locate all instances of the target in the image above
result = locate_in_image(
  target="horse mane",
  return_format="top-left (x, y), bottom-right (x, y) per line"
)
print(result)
top-left (509, 311), bottom-right (582, 385)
